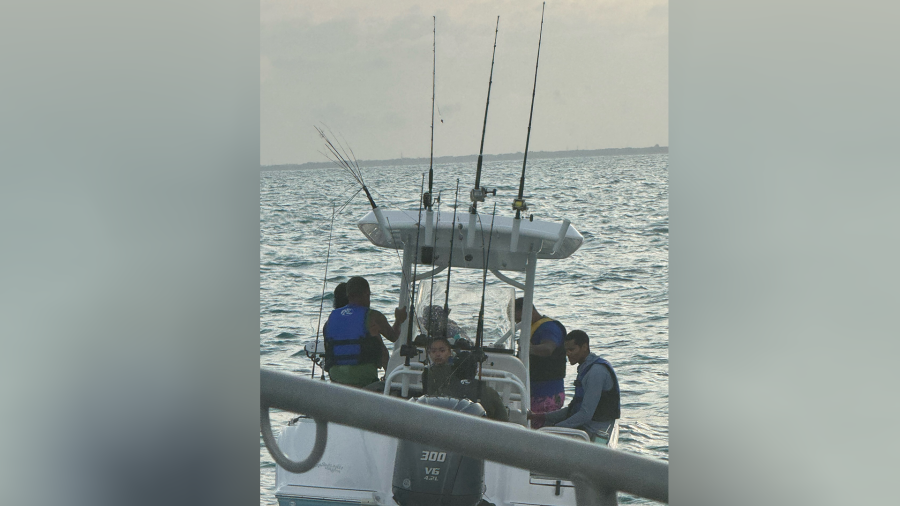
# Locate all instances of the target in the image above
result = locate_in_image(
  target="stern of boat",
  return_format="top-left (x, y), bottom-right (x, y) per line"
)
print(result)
top-left (275, 416), bottom-right (399, 506)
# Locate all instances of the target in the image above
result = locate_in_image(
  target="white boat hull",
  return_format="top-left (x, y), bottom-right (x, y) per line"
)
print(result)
top-left (275, 417), bottom-right (591, 506)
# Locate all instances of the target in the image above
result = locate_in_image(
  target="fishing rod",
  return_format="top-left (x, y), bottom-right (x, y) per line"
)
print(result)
top-left (466, 16), bottom-right (500, 248)
top-left (423, 17), bottom-right (437, 259)
top-left (510, 2), bottom-right (546, 252)
top-left (308, 203), bottom-right (336, 380)
top-left (474, 203), bottom-right (499, 399)
top-left (426, 194), bottom-right (442, 338)
top-left (442, 180), bottom-right (461, 338)
top-left (426, 17), bottom-right (436, 207)
top-left (402, 174), bottom-right (427, 367)
top-left (434, 202), bottom-right (497, 401)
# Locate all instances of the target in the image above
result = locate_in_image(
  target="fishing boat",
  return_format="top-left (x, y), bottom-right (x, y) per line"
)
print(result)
top-left (271, 6), bottom-right (622, 506)
top-left (273, 201), bottom-right (620, 505)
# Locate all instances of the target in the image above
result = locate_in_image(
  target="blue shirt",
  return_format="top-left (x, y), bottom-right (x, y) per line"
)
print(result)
top-left (530, 319), bottom-right (565, 398)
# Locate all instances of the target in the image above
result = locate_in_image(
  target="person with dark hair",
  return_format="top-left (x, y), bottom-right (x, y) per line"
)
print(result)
top-left (332, 282), bottom-right (349, 309)
top-left (528, 330), bottom-right (620, 444)
top-left (422, 336), bottom-right (508, 422)
top-left (323, 276), bottom-right (407, 387)
top-left (328, 281), bottom-right (391, 370)
top-left (514, 297), bottom-right (567, 428)
top-left (422, 337), bottom-right (455, 395)
top-left (427, 336), bottom-right (453, 366)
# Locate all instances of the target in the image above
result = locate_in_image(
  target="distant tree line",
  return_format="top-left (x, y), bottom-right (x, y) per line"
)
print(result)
top-left (261, 145), bottom-right (668, 172)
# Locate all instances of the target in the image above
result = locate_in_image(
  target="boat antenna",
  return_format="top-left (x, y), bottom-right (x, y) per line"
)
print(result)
top-left (316, 126), bottom-right (373, 205)
top-left (309, 202), bottom-right (336, 380)
top-left (442, 180), bottom-right (461, 336)
top-left (510, 3), bottom-right (545, 251)
top-left (466, 17), bottom-right (500, 247)
top-left (316, 126), bottom-right (393, 239)
top-left (402, 174), bottom-right (427, 367)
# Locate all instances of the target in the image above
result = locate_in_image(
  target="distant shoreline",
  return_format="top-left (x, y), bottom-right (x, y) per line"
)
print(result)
top-left (261, 145), bottom-right (668, 172)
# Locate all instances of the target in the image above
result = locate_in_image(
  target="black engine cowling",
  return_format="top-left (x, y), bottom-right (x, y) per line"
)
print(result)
top-left (392, 396), bottom-right (485, 506)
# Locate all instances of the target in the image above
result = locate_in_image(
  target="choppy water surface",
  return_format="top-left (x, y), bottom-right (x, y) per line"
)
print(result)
top-left (260, 154), bottom-right (668, 504)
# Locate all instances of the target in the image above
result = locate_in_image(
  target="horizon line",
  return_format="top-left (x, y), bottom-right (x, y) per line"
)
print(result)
top-left (261, 145), bottom-right (668, 170)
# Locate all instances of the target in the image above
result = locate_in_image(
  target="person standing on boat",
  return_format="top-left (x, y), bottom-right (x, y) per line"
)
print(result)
top-left (528, 330), bottom-right (620, 444)
top-left (514, 297), bottom-right (567, 428)
top-left (323, 276), bottom-right (407, 387)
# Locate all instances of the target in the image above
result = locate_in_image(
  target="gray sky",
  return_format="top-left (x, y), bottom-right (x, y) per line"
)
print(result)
top-left (261, 1), bottom-right (667, 166)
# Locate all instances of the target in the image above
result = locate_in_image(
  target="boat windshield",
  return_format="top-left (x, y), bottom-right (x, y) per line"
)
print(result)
top-left (414, 280), bottom-right (516, 352)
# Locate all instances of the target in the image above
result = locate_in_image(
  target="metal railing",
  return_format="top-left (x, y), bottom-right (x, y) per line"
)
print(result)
top-left (261, 368), bottom-right (668, 506)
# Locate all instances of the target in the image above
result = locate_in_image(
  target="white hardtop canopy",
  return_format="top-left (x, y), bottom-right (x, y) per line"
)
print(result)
top-left (358, 208), bottom-right (583, 273)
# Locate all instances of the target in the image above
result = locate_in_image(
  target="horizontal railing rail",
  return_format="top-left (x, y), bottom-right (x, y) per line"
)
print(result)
top-left (261, 368), bottom-right (667, 506)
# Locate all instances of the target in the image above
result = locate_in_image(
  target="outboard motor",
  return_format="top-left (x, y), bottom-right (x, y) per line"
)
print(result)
top-left (392, 396), bottom-right (486, 506)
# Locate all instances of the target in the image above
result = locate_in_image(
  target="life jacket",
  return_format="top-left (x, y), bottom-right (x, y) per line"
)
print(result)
top-left (567, 356), bottom-right (621, 422)
top-left (323, 304), bottom-right (381, 369)
top-left (422, 364), bottom-right (506, 421)
top-left (528, 317), bottom-right (567, 382)
top-left (423, 360), bottom-right (472, 398)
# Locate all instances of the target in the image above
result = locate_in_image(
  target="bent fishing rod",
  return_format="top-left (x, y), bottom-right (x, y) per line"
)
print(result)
top-left (510, 3), bottom-right (546, 251)
top-left (467, 17), bottom-right (500, 247)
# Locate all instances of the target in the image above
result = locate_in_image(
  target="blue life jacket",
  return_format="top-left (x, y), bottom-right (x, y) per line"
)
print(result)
top-left (323, 304), bottom-right (380, 368)
top-left (567, 356), bottom-right (621, 422)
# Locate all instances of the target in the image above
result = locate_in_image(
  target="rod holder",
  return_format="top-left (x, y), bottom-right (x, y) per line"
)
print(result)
top-left (466, 212), bottom-right (478, 248)
top-left (510, 217), bottom-right (522, 252)
top-left (424, 209), bottom-right (434, 247)
top-left (551, 219), bottom-right (571, 255)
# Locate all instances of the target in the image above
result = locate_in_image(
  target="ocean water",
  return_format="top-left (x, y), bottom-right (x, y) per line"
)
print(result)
top-left (260, 154), bottom-right (669, 505)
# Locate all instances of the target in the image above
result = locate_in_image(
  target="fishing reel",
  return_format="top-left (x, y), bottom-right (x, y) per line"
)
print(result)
top-left (512, 198), bottom-right (528, 213)
top-left (453, 349), bottom-right (488, 380)
top-left (422, 191), bottom-right (440, 208)
top-left (400, 343), bottom-right (421, 359)
top-left (412, 333), bottom-right (430, 347)
top-left (303, 340), bottom-right (328, 379)
top-left (470, 186), bottom-right (496, 203)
